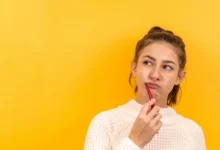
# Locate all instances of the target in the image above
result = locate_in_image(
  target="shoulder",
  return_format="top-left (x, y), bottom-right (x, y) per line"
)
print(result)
top-left (89, 108), bottom-right (118, 126)
top-left (178, 115), bottom-right (204, 132)
top-left (87, 100), bottom-right (137, 132)
top-left (177, 114), bottom-right (205, 141)
top-left (84, 104), bottom-right (130, 141)
top-left (88, 104), bottom-right (128, 128)
top-left (84, 106), bottom-right (128, 149)
top-left (177, 114), bottom-right (206, 149)
top-left (176, 114), bottom-right (204, 133)
top-left (89, 100), bottom-right (137, 125)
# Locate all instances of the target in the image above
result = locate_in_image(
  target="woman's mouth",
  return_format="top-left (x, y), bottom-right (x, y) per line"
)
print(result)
top-left (146, 82), bottom-right (160, 89)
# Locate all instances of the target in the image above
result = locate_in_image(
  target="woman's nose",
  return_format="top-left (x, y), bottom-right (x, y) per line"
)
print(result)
top-left (149, 67), bottom-right (161, 81)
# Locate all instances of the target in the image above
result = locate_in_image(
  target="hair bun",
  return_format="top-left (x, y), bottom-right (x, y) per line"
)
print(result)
top-left (148, 26), bottom-right (174, 35)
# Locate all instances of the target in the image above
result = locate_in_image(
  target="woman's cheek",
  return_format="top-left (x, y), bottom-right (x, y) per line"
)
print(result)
top-left (135, 72), bottom-right (146, 92)
top-left (164, 80), bottom-right (176, 93)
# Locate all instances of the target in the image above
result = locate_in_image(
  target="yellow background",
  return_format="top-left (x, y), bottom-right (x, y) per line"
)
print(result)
top-left (0, 0), bottom-right (219, 149)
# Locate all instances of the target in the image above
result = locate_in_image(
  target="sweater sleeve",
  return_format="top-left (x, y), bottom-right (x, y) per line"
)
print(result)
top-left (113, 137), bottom-right (141, 150)
top-left (84, 113), bottom-right (141, 150)
top-left (193, 125), bottom-right (206, 150)
top-left (183, 118), bottom-right (206, 150)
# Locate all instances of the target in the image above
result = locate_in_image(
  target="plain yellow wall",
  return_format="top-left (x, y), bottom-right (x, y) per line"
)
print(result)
top-left (0, 0), bottom-right (219, 149)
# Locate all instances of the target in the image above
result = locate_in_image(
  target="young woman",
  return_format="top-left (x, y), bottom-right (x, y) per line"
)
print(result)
top-left (84, 26), bottom-right (206, 150)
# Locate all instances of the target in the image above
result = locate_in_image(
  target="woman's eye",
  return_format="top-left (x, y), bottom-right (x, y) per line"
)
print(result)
top-left (143, 61), bottom-right (152, 66)
top-left (163, 65), bottom-right (173, 70)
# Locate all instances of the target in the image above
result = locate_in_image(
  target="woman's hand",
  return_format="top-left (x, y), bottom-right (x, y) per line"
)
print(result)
top-left (128, 99), bottom-right (162, 148)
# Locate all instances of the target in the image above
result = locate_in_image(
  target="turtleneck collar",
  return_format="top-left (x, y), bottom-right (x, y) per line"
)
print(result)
top-left (124, 99), bottom-right (177, 118)
top-left (120, 99), bottom-right (180, 127)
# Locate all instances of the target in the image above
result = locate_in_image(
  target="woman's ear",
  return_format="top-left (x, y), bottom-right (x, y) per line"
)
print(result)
top-left (175, 70), bottom-right (186, 85)
top-left (131, 61), bottom-right (137, 77)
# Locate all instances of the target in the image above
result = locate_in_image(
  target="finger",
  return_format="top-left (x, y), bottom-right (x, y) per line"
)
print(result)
top-left (146, 98), bottom-right (156, 114)
top-left (150, 113), bottom-right (162, 126)
top-left (146, 106), bottom-right (160, 120)
top-left (154, 121), bottom-right (162, 133)
top-left (139, 99), bottom-right (156, 117)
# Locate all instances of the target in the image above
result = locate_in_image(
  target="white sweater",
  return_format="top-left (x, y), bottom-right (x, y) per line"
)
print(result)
top-left (84, 100), bottom-right (206, 150)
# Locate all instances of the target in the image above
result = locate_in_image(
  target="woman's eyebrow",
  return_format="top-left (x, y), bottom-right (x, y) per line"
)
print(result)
top-left (162, 60), bottom-right (176, 65)
top-left (143, 55), bottom-right (176, 65)
top-left (143, 55), bottom-right (156, 61)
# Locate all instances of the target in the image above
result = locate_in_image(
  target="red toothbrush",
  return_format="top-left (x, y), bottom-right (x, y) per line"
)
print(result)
top-left (145, 83), bottom-right (155, 109)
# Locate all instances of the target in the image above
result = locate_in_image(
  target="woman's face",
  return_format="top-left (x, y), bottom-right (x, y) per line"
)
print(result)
top-left (131, 41), bottom-right (185, 100)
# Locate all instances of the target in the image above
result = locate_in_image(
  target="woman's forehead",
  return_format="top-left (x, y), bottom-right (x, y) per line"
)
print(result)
top-left (139, 42), bottom-right (179, 62)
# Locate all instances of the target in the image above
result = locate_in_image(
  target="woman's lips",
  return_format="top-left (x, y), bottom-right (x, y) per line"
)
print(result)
top-left (146, 82), bottom-right (160, 89)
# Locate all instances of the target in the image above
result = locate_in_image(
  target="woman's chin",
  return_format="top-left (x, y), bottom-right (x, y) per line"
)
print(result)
top-left (142, 91), bottom-right (159, 100)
